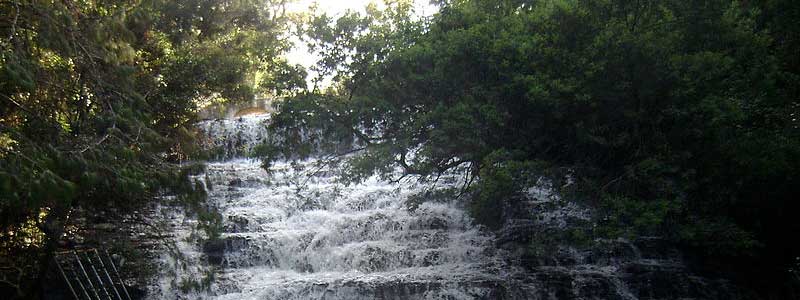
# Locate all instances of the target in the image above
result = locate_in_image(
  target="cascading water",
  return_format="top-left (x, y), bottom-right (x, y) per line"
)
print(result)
top-left (145, 114), bottom-right (745, 300)
top-left (147, 114), bottom-right (535, 299)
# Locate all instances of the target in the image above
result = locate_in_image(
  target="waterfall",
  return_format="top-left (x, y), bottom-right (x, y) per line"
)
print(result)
top-left (147, 114), bottom-right (532, 299)
top-left (145, 113), bottom-right (739, 299)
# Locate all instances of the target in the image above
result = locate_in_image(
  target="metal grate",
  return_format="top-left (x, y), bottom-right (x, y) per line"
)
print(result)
top-left (54, 249), bottom-right (132, 300)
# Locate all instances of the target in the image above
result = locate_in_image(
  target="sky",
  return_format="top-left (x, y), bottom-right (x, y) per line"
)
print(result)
top-left (285, 0), bottom-right (438, 16)
top-left (283, 0), bottom-right (438, 88)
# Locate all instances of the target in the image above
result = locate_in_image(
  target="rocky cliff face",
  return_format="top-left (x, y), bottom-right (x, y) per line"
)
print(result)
top-left (140, 114), bottom-right (756, 300)
top-left (495, 188), bottom-right (758, 300)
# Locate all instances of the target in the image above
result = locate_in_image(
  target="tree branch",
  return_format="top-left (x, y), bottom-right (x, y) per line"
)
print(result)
top-left (5, 0), bottom-right (20, 44)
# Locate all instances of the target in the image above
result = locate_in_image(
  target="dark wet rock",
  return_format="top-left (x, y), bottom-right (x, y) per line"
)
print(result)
top-left (573, 273), bottom-right (627, 300)
top-left (429, 231), bottom-right (450, 247)
top-left (421, 250), bottom-right (441, 267)
top-left (492, 191), bottom-right (759, 300)
top-left (584, 239), bottom-right (641, 266)
top-left (412, 215), bottom-right (449, 230)
top-left (202, 239), bottom-right (226, 265)
top-left (496, 220), bottom-right (537, 246)
top-left (127, 284), bottom-right (148, 300)
top-left (428, 217), bottom-right (448, 229)
top-left (220, 235), bottom-right (280, 268)
top-left (359, 246), bottom-right (388, 272)
top-left (633, 236), bottom-right (682, 260)
top-left (295, 232), bottom-right (316, 250)
top-left (223, 235), bottom-right (250, 252)
top-left (300, 197), bottom-right (325, 210)
top-left (619, 260), bottom-right (758, 300)
top-left (623, 261), bottom-right (693, 299)
top-left (224, 215), bottom-right (249, 233)
top-left (296, 279), bottom-right (520, 300)
top-left (531, 268), bottom-right (577, 299)
top-left (553, 247), bottom-right (581, 266)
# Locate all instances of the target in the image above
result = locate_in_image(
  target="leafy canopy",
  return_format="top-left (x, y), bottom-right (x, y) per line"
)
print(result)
top-left (265, 0), bottom-right (800, 295)
top-left (0, 0), bottom-right (296, 297)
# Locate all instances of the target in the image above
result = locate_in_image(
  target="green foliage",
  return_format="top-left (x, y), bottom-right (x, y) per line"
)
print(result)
top-left (470, 152), bottom-right (544, 229)
top-left (677, 218), bottom-right (761, 257)
top-left (297, 0), bottom-right (425, 89)
top-left (261, 61), bottom-right (308, 96)
top-left (1, 0), bottom-right (294, 297)
top-left (404, 188), bottom-right (459, 211)
top-left (168, 165), bottom-right (222, 241)
top-left (177, 268), bottom-right (215, 293)
top-left (596, 195), bottom-right (684, 239)
top-left (525, 226), bottom-right (593, 261)
top-left (267, 0), bottom-right (800, 295)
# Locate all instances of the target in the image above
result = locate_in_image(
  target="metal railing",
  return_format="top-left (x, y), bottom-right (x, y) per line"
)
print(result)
top-left (54, 249), bottom-right (132, 300)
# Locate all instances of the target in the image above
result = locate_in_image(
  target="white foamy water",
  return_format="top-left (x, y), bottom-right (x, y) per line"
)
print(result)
top-left (146, 115), bottom-right (534, 299)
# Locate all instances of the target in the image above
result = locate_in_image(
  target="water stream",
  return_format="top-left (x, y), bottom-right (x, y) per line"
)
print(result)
top-left (147, 114), bottom-right (534, 299)
top-left (143, 113), bottom-right (748, 300)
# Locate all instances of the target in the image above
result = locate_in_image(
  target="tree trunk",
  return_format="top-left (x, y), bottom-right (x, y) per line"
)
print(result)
top-left (28, 203), bottom-right (69, 300)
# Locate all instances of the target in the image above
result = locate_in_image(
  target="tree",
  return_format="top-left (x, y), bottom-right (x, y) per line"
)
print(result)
top-left (0, 0), bottom-right (293, 298)
top-left (266, 0), bottom-right (800, 296)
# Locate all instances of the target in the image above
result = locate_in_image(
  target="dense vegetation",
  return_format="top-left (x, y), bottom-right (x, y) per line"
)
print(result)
top-left (263, 0), bottom-right (800, 297)
top-left (0, 0), bottom-right (300, 298)
top-left (2, 0), bottom-right (799, 298)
